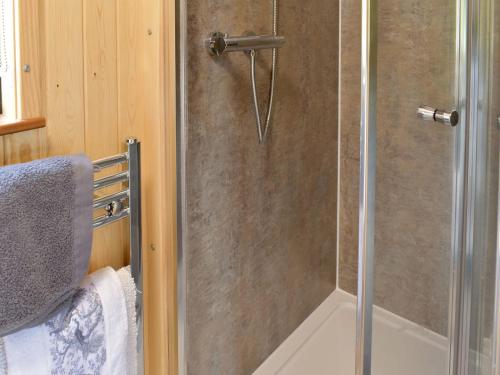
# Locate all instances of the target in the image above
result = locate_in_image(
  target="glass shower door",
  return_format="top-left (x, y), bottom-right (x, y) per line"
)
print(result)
top-left (465, 0), bottom-right (500, 373)
top-left (357, 0), bottom-right (500, 373)
top-left (354, 0), bottom-right (483, 373)
top-left (369, 0), bottom-right (458, 364)
top-left (359, 0), bottom-right (459, 372)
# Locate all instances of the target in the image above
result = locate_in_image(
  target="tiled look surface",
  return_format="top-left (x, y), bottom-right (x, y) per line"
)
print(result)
top-left (339, 0), bottom-right (456, 335)
top-left (183, 0), bottom-right (339, 373)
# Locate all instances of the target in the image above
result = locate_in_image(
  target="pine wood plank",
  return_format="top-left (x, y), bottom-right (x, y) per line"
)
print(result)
top-left (117, 1), bottom-right (175, 373)
top-left (44, 0), bottom-right (85, 156)
top-left (83, 0), bottom-right (125, 272)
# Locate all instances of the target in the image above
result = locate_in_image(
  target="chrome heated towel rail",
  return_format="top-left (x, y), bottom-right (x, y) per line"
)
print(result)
top-left (92, 138), bottom-right (143, 375)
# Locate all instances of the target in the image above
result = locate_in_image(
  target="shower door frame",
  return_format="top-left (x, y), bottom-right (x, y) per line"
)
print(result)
top-left (355, 0), bottom-right (377, 373)
top-left (355, 0), bottom-right (490, 373)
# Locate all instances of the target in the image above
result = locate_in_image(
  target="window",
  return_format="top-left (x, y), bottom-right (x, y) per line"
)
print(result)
top-left (0, 0), bottom-right (15, 119)
top-left (0, 0), bottom-right (45, 135)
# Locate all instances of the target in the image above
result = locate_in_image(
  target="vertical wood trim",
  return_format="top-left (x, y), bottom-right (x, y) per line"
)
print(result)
top-left (117, 1), bottom-right (162, 373)
top-left (44, 0), bottom-right (85, 156)
top-left (117, 0), bottom-right (144, 143)
top-left (117, 0), bottom-right (175, 373)
top-left (0, 138), bottom-right (4, 166)
top-left (83, 0), bottom-right (125, 272)
top-left (165, 0), bottom-right (178, 372)
top-left (37, 0), bottom-right (47, 159)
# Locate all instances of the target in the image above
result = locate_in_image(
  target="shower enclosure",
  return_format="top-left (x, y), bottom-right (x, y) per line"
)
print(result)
top-left (176, 0), bottom-right (500, 372)
top-left (357, 0), bottom-right (500, 373)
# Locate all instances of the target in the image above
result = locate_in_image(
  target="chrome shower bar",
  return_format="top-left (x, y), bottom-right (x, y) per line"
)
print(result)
top-left (92, 138), bottom-right (144, 375)
top-left (207, 32), bottom-right (285, 56)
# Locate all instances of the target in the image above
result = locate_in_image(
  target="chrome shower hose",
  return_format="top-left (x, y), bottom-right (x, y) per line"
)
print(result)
top-left (250, 0), bottom-right (278, 144)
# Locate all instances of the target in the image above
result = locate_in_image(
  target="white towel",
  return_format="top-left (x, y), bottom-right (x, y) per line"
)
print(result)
top-left (1, 266), bottom-right (137, 375)
top-left (116, 267), bottom-right (137, 374)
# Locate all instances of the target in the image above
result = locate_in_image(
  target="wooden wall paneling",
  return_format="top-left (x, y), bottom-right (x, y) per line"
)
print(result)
top-left (37, 0), bottom-right (47, 159)
top-left (117, 2), bottom-right (158, 373)
top-left (0, 139), bottom-right (4, 166)
top-left (117, 0), bottom-right (175, 373)
top-left (142, 3), bottom-right (169, 372)
top-left (44, 0), bottom-right (85, 156)
top-left (0, 0), bottom-right (178, 372)
top-left (116, 0), bottom-right (149, 274)
top-left (2, 129), bottom-right (43, 163)
top-left (117, 0), bottom-right (145, 143)
top-left (143, 0), bottom-right (177, 372)
top-left (165, 0), bottom-right (178, 372)
top-left (83, 0), bottom-right (126, 272)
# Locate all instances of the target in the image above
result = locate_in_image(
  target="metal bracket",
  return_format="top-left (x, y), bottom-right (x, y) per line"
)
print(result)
top-left (105, 200), bottom-right (125, 217)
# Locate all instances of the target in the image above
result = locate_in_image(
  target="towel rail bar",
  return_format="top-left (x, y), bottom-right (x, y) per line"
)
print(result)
top-left (92, 153), bottom-right (128, 172)
top-left (91, 138), bottom-right (143, 375)
top-left (93, 171), bottom-right (129, 190)
top-left (93, 208), bottom-right (130, 228)
top-left (93, 190), bottom-right (129, 211)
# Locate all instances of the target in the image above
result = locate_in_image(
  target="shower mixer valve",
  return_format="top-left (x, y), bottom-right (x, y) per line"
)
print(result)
top-left (207, 32), bottom-right (285, 56)
top-left (206, 30), bottom-right (286, 144)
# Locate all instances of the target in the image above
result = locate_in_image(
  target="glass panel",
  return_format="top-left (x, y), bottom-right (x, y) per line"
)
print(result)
top-left (368, 1), bottom-right (458, 373)
top-left (467, 0), bottom-right (500, 373)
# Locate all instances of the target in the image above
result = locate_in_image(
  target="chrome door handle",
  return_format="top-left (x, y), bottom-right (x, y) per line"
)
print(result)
top-left (417, 106), bottom-right (459, 127)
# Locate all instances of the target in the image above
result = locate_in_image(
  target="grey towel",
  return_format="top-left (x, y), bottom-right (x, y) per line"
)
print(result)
top-left (0, 155), bottom-right (93, 336)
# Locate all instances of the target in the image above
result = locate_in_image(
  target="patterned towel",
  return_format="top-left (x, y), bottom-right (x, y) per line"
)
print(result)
top-left (0, 337), bottom-right (6, 375)
top-left (1, 267), bottom-right (137, 375)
